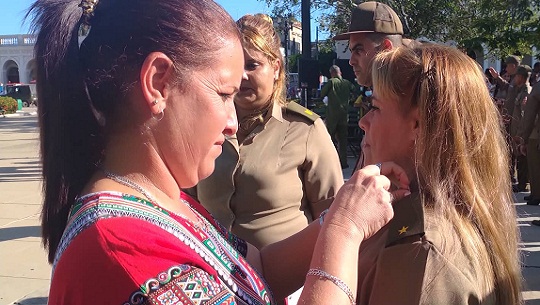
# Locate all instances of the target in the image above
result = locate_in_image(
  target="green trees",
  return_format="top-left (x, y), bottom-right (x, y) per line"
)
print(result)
top-left (262, 0), bottom-right (540, 59)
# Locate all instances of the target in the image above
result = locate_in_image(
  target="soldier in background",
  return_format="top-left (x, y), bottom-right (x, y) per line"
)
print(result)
top-left (320, 65), bottom-right (355, 169)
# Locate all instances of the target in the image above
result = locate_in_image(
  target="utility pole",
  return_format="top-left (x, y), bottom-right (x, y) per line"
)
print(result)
top-left (299, 0), bottom-right (313, 107)
top-left (301, 0), bottom-right (311, 60)
top-left (283, 16), bottom-right (291, 73)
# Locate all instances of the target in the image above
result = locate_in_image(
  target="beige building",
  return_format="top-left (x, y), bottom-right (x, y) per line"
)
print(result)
top-left (273, 18), bottom-right (302, 58)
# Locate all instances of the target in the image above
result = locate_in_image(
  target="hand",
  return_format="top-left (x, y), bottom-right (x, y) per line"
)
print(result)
top-left (488, 67), bottom-right (499, 79)
top-left (325, 162), bottom-right (410, 241)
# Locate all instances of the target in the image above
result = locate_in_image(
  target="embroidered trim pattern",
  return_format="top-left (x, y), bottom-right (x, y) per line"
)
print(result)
top-left (53, 192), bottom-right (272, 305)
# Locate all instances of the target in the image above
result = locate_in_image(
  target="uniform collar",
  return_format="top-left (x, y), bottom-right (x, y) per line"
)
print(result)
top-left (268, 100), bottom-right (284, 123)
top-left (385, 192), bottom-right (425, 247)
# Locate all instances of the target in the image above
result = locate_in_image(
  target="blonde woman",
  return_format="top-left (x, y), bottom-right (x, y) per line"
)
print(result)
top-left (189, 14), bottom-right (343, 249)
top-left (356, 44), bottom-right (522, 304)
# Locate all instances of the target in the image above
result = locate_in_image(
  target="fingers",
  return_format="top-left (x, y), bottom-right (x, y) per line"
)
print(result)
top-left (331, 169), bottom-right (395, 241)
top-left (488, 67), bottom-right (498, 78)
top-left (390, 188), bottom-right (411, 203)
top-left (370, 161), bottom-right (411, 191)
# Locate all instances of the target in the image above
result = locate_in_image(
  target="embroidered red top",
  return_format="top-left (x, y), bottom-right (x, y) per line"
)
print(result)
top-left (48, 191), bottom-right (273, 305)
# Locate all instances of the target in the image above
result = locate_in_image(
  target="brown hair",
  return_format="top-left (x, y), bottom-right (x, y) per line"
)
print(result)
top-left (236, 14), bottom-right (287, 106)
top-left (372, 44), bottom-right (522, 304)
top-left (28, 0), bottom-right (240, 263)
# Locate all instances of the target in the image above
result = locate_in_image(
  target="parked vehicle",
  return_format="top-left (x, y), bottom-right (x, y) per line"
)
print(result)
top-left (0, 84), bottom-right (36, 107)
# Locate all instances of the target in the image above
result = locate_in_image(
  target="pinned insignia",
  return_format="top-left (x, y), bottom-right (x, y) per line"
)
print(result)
top-left (286, 101), bottom-right (320, 122)
top-left (398, 226), bottom-right (409, 235)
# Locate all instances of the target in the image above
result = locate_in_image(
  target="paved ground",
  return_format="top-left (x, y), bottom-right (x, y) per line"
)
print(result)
top-left (1, 111), bottom-right (539, 304)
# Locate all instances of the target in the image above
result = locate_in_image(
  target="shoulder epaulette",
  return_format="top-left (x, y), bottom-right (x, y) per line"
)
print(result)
top-left (286, 101), bottom-right (320, 123)
top-left (385, 192), bottom-right (425, 247)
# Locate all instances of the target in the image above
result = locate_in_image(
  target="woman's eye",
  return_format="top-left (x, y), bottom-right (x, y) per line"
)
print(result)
top-left (245, 62), bottom-right (259, 71)
top-left (367, 102), bottom-right (379, 112)
top-left (219, 93), bottom-right (234, 101)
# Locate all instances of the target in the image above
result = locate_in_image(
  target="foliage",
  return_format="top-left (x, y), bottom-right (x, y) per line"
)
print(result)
top-left (288, 53), bottom-right (302, 72)
top-left (260, 0), bottom-right (540, 59)
top-left (0, 96), bottom-right (18, 114)
top-left (317, 50), bottom-right (337, 78)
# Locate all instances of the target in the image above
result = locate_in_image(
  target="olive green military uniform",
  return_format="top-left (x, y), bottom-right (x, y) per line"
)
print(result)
top-left (320, 76), bottom-right (354, 168)
top-left (189, 101), bottom-right (343, 249)
top-left (356, 193), bottom-right (495, 304)
top-left (518, 82), bottom-right (540, 201)
top-left (503, 81), bottom-right (531, 189)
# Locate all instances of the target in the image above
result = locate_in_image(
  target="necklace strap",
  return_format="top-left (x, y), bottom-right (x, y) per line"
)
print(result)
top-left (101, 169), bottom-right (159, 204)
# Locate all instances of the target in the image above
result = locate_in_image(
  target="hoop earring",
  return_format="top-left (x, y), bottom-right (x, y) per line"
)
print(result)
top-left (153, 105), bottom-right (164, 121)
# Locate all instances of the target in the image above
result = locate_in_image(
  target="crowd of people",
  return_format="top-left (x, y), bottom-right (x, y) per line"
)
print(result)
top-left (29, 0), bottom-right (531, 304)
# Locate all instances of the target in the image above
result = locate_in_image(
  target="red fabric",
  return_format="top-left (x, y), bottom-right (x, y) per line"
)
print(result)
top-left (48, 216), bottom-right (214, 305)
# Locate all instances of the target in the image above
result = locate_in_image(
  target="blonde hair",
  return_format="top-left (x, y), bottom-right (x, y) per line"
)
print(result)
top-left (236, 14), bottom-right (287, 106)
top-left (372, 44), bottom-right (522, 304)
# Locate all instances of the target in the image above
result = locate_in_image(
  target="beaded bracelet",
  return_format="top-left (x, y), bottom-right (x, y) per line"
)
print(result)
top-left (319, 208), bottom-right (329, 226)
top-left (306, 268), bottom-right (356, 305)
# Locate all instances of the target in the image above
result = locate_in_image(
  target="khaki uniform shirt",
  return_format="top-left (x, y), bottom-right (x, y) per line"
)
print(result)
top-left (518, 82), bottom-right (540, 142)
top-left (357, 193), bottom-right (495, 305)
top-left (190, 102), bottom-right (343, 248)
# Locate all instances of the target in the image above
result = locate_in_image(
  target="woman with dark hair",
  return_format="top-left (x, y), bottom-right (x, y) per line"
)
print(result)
top-left (29, 0), bottom-right (409, 304)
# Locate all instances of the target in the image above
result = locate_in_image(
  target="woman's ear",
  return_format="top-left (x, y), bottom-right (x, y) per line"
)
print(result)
top-left (273, 59), bottom-right (281, 80)
top-left (140, 52), bottom-right (175, 114)
top-left (409, 107), bottom-right (420, 140)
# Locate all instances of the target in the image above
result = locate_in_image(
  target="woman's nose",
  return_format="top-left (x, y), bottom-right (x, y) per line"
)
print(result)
top-left (359, 112), bottom-right (370, 131)
top-left (224, 103), bottom-right (238, 136)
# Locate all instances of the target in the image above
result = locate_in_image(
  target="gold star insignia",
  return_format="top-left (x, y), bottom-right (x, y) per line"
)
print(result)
top-left (398, 226), bottom-right (409, 235)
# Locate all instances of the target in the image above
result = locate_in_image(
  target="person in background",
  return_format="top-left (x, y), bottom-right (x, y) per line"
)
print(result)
top-left (485, 68), bottom-right (496, 97)
top-left (516, 71), bottom-right (540, 206)
top-left (507, 65), bottom-right (532, 193)
top-left (355, 43), bottom-right (522, 304)
top-left (333, 1), bottom-right (404, 89)
top-left (490, 57), bottom-right (531, 192)
top-left (186, 13), bottom-right (343, 250)
top-left (530, 62), bottom-right (540, 86)
top-left (320, 65), bottom-right (355, 169)
top-left (490, 57), bottom-right (520, 115)
top-left (32, 0), bottom-right (411, 304)
top-left (333, 1), bottom-right (405, 172)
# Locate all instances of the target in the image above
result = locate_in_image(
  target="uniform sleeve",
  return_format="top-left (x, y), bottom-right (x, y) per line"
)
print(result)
top-left (518, 84), bottom-right (540, 142)
top-left (495, 75), bottom-right (511, 92)
top-left (320, 79), bottom-right (332, 98)
top-left (358, 242), bottom-right (481, 305)
top-left (303, 118), bottom-right (344, 217)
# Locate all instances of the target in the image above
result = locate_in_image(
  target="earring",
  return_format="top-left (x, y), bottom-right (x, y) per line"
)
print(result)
top-left (152, 105), bottom-right (164, 121)
top-left (151, 99), bottom-right (158, 106)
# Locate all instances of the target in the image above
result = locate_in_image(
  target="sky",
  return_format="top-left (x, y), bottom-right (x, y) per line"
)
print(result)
top-left (0, 0), bottom-right (328, 40)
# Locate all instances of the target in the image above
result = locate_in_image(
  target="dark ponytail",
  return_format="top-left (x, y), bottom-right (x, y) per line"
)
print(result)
top-left (27, 0), bottom-right (241, 264)
top-left (27, 0), bottom-right (104, 263)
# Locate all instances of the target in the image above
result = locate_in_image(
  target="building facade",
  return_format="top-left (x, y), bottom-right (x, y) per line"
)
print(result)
top-left (0, 35), bottom-right (37, 86)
